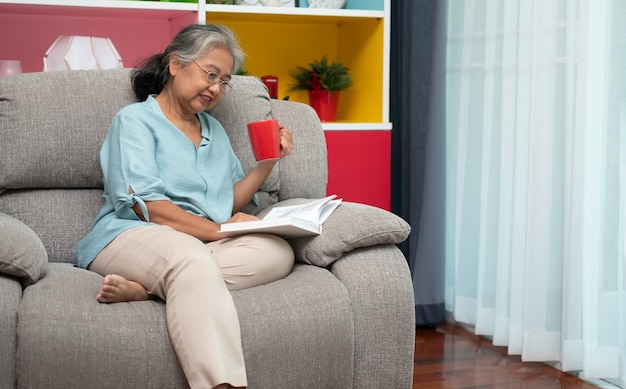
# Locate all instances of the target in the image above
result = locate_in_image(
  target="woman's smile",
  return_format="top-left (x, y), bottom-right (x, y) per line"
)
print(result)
top-left (199, 93), bottom-right (213, 106)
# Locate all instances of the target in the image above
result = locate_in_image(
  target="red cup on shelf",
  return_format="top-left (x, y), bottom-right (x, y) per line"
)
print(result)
top-left (247, 119), bottom-right (281, 162)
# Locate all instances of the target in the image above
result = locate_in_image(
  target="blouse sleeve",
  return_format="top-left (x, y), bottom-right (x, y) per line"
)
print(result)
top-left (101, 110), bottom-right (170, 222)
top-left (228, 134), bottom-right (259, 207)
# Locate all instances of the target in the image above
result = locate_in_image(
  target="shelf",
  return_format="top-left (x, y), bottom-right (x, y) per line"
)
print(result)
top-left (205, 4), bottom-right (383, 22)
top-left (0, 0), bottom-right (197, 18)
top-left (207, 8), bottom-right (386, 122)
top-left (321, 122), bottom-right (392, 131)
top-left (0, 0), bottom-right (384, 18)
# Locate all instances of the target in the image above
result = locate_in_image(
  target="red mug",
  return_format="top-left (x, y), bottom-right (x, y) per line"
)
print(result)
top-left (247, 119), bottom-right (281, 161)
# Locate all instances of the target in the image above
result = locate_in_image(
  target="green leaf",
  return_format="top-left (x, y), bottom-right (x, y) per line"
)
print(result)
top-left (287, 55), bottom-right (352, 92)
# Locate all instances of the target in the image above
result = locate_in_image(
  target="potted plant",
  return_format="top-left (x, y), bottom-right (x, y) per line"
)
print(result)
top-left (288, 55), bottom-right (351, 121)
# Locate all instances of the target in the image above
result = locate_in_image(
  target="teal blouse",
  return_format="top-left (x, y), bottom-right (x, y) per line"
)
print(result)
top-left (75, 96), bottom-right (248, 268)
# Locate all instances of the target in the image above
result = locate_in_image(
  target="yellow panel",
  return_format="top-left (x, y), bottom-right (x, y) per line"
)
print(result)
top-left (337, 18), bottom-right (384, 122)
top-left (206, 12), bottom-right (384, 123)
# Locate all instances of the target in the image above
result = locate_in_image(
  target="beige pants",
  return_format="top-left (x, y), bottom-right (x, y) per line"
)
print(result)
top-left (88, 225), bottom-right (295, 389)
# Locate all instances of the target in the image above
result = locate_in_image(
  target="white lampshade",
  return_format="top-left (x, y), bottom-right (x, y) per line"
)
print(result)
top-left (0, 60), bottom-right (23, 79)
top-left (44, 36), bottom-right (123, 72)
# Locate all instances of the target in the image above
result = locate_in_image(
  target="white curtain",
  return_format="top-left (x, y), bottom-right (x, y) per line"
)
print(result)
top-left (445, 0), bottom-right (625, 385)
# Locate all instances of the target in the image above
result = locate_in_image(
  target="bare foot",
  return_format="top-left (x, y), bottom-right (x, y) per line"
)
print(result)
top-left (96, 274), bottom-right (150, 303)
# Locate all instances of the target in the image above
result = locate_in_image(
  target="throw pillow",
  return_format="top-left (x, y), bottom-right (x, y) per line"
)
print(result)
top-left (0, 213), bottom-right (48, 285)
top-left (260, 200), bottom-right (411, 267)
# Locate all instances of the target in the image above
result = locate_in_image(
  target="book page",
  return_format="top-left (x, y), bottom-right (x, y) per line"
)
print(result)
top-left (316, 199), bottom-right (342, 224)
top-left (263, 195), bottom-right (337, 222)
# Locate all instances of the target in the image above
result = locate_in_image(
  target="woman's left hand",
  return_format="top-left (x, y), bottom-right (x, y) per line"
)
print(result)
top-left (232, 126), bottom-right (293, 212)
top-left (279, 126), bottom-right (294, 159)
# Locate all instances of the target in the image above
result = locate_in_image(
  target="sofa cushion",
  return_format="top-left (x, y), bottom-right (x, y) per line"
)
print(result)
top-left (0, 70), bottom-right (275, 199)
top-left (0, 213), bottom-right (47, 285)
top-left (0, 189), bottom-right (104, 264)
top-left (17, 263), bottom-right (354, 389)
top-left (260, 200), bottom-right (411, 267)
top-left (0, 69), bottom-right (136, 190)
top-left (16, 263), bottom-right (188, 389)
top-left (232, 264), bottom-right (354, 388)
top-left (209, 76), bottom-right (279, 214)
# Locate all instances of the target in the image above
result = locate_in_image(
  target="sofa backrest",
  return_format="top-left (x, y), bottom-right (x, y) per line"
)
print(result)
top-left (208, 74), bottom-right (328, 206)
top-left (0, 69), bottom-right (327, 263)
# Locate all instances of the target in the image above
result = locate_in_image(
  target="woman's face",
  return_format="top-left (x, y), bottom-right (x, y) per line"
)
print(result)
top-left (169, 46), bottom-right (234, 114)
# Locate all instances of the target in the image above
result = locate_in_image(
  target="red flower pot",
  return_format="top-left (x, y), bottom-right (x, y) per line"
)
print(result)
top-left (308, 90), bottom-right (340, 122)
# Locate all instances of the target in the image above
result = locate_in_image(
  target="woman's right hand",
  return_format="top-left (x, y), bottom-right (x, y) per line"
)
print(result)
top-left (214, 212), bottom-right (260, 240)
top-left (223, 212), bottom-right (260, 224)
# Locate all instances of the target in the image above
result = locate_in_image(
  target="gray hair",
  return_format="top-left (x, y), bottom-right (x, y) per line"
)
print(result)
top-left (131, 23), bottom-right (245, 101)
top-left (166, 23), bottom-right (245, 72)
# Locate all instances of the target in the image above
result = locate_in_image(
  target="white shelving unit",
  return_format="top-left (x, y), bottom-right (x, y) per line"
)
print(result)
top-left (0, 0), bottom-right (389, 127)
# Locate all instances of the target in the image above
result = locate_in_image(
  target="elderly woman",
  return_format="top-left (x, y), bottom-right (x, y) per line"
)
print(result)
top-left (75, 24), bottom-right (295, 389)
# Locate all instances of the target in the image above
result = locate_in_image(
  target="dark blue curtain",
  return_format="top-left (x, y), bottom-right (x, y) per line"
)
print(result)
top-left (390, 0), bottom-right (447, 326)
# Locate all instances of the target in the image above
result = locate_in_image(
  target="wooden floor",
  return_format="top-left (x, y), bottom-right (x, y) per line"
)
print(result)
top-left (413, 322), bottom-right (601, 389)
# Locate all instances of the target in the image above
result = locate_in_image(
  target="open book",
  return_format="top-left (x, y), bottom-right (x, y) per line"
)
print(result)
top-left (219, 195), bottom-right (342, 238)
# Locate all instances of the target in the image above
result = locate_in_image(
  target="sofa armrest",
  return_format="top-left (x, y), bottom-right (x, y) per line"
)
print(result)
top-left (0, 213), bottom-right (47, 285)
top-left (259, 200), bottom-right (410, 267)
top-left (0, 274), bottom-right (22, 389)
top-left (332, 245), bottom-right (415, 389)
top-left (269, 99), bottom-right (328, 201)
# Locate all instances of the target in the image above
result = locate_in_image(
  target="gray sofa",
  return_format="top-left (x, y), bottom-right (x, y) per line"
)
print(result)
top-left (0, 69), bottom-right (415, 389)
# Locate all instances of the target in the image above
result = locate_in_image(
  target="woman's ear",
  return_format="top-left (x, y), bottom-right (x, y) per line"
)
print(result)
top-left (169, 54), bottom-right (183, 76)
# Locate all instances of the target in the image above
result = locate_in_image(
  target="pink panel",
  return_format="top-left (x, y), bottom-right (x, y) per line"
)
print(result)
top-left (0, 12), bottom-right (194, 73)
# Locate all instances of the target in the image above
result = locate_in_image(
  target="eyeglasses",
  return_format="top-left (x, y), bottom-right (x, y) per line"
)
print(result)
top-left (193, 60), bottom-right (232, 92)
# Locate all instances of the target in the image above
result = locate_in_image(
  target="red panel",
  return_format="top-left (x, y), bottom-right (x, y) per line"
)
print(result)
top-left (324, 130), bottom-right (391, 210)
